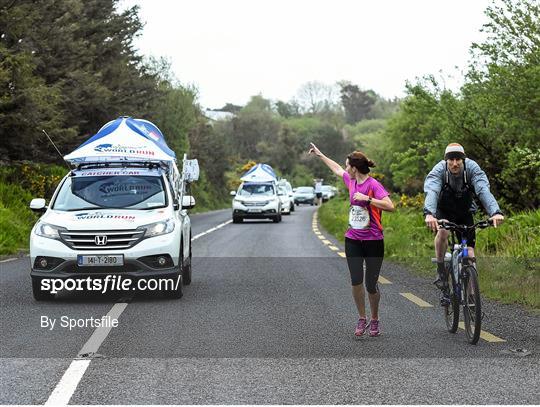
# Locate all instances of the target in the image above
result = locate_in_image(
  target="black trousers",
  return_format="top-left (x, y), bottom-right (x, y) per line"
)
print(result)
top-left (344, 237), bottom-right (385, 294)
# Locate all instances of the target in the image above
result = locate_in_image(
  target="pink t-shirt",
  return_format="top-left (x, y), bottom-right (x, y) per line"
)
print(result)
top-left (342, 172), bottom-right (389, 241)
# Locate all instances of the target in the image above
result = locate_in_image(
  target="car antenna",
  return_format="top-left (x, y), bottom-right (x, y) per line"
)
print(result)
top-left (42, 129), bottom-right (72, 170)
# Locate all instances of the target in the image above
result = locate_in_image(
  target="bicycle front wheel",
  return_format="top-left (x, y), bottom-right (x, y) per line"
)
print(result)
top-left (463, 266), bottom-right (482, 344)
top-left (444, 281), bottom-right (460, 333)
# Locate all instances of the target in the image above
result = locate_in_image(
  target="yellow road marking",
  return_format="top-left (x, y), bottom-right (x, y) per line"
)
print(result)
top-left (318, 235), bottom-right (326, 240)
top-left (314, 232), bottom-right (321, 236)
top-left (328, 246), bottom-right (339, 251)
top-left (458, 322), bottom-right (506, 343)
top-left (321, 239), bottom-right (331, 245)
top-left (378, 276), bottom-right (392, 284)
top-left (400, 293), bottom-right (433, 307)
top-left (337, 252), bottom-right (346, 257)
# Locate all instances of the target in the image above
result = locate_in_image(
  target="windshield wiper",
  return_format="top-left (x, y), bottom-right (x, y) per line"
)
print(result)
top-left (65, 207), bottom-right (102, 212)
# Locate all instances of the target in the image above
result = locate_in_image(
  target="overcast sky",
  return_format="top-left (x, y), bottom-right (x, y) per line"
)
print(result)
top-left (120, 0), bottom-right (492, 109)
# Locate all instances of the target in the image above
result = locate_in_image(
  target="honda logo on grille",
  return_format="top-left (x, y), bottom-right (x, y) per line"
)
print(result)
top-left (95, 235), bottom-right (108, 246)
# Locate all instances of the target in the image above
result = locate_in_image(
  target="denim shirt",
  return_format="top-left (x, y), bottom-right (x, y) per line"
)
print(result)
top-left (423, 159), bottom-right (501, 216)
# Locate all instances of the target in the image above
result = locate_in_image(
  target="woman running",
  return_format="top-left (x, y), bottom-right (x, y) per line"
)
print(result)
top-left (309, 142), bottom-right (395, 336)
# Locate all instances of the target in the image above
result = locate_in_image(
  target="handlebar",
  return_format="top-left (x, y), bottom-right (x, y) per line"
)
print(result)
top-left (437, 219), bottom-right (493, 231)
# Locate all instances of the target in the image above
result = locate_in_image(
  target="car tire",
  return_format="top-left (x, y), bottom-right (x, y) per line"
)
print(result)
top-left (165, 274), bottom-right (183, 299)
top-left (272, 215), bottom-right (280, 223)
top-left (32, 277), bottom-right (56, 301)
top-left (182, 237), bottom-right (192, 286)
top-left (290, 202), bottom-right (295, 212)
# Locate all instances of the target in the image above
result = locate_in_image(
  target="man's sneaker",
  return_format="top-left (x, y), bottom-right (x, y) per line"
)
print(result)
top-left (354, 317), bottom-right (368, 336)
top-left (440, 292), bottom-right (451, 306)
top-left (369, 319), bottom-right (381, 337)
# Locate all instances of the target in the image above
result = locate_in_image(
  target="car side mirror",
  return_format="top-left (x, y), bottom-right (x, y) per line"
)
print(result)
top-left (173, 199), bottom-right (180, 211)
top-left (182, 195), bottom-right (196, 209)
top-left (30, 198), bottom-right (47, 213)
top-left (230, 191), bottom-right (236, 196)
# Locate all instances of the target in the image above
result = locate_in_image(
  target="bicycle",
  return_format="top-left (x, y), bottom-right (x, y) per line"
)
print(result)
top-left (436, 219), bottom-right (493, 345)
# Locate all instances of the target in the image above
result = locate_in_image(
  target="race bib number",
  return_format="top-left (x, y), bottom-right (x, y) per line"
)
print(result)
top-left (349, 205), bottom-right (370, 229)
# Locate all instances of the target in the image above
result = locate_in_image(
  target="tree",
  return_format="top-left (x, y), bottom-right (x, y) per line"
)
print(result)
top-left (339, 82), bottom-right (377, 124)
top-left (296, 81), bottom-right (340, 115)
top-left (274, 100), bottom-right (301, 118)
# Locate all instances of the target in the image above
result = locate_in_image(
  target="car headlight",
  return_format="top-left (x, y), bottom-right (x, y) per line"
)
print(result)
top-left (34, 222), bottom-right (64, 240)
top-left (140, 218), bottom-right (175, 238)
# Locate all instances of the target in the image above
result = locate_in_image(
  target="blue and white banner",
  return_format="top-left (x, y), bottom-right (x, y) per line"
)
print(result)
top-left (240, 163), bottom-right (277, 182)
top-left (64, 117), bottom-right (176, 163)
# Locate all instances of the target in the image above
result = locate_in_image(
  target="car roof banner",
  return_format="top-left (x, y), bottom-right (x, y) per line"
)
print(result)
top-left (64, 117), bottom-right (176, 164)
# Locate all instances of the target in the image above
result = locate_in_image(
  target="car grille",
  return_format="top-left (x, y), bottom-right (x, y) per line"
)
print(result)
top-left (244, 201), bottom-right (268, 207)
top-left (59, 230), bottom-right (145, 250)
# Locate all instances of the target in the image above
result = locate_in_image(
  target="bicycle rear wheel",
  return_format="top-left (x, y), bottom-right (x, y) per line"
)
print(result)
top-left (444, 271), bottom-right (459, 333)
top-left (463, 266), bottom-right (482, 344)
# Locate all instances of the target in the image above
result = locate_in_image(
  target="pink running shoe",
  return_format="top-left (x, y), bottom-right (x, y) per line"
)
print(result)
top-left (355, 317), bottom-right (368, 336)
top-left (369, 319), bottom-right (381, 337)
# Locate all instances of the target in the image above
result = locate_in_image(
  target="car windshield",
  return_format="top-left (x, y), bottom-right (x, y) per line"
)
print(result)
top-left (238, 184), bottom-right (275, 196)
top-left (52, 175), bottom-right (167, 211)
top-left (297, 187), bottom-right (314, 193)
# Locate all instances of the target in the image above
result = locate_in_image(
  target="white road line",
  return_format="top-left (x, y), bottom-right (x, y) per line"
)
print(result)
top-left (45, 360), bottom-right (91, 406)
top-left (0, 257), bottom-right (17, 263)
top-left (192, 220), bottom-right (232, 241)
top-left (45, 302), bottom-right (129, 406)
top-left (77, 302), bottom-right (128, 356)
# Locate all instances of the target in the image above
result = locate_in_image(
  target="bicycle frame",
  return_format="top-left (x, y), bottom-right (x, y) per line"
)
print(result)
top-left (448, 234), bottom-right (470, 303)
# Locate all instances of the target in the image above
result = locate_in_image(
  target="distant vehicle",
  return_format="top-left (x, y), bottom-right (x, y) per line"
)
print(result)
top-left (277, 185), bottom-right (292, 215)
top-left (231, 182), bottom-right (281, 223)
top-left (277, 179), bottom-right (295, 212)
top-left (231, 163), bottom-right (282, 223)
top-left (293, 186), bottom-right (315, 205)
top-left (321, 185), bottom-right (334, 201)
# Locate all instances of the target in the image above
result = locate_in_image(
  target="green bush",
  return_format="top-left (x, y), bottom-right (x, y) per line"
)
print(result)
top-left (0, 182), bottom-right (38, 254)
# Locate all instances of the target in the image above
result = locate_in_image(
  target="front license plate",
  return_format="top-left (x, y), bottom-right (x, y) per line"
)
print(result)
top-left (77, 255), bottom-right (124, 267)
top-left (248, 208), bottom-right (262, 213)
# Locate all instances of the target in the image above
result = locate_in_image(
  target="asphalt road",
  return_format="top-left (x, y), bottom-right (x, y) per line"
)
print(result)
top-left (0, 205), bottom-right (538, 404)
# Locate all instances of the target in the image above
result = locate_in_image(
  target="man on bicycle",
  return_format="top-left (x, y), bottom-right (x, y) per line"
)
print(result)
top-left (423, 143), bottom-right (504, 300)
